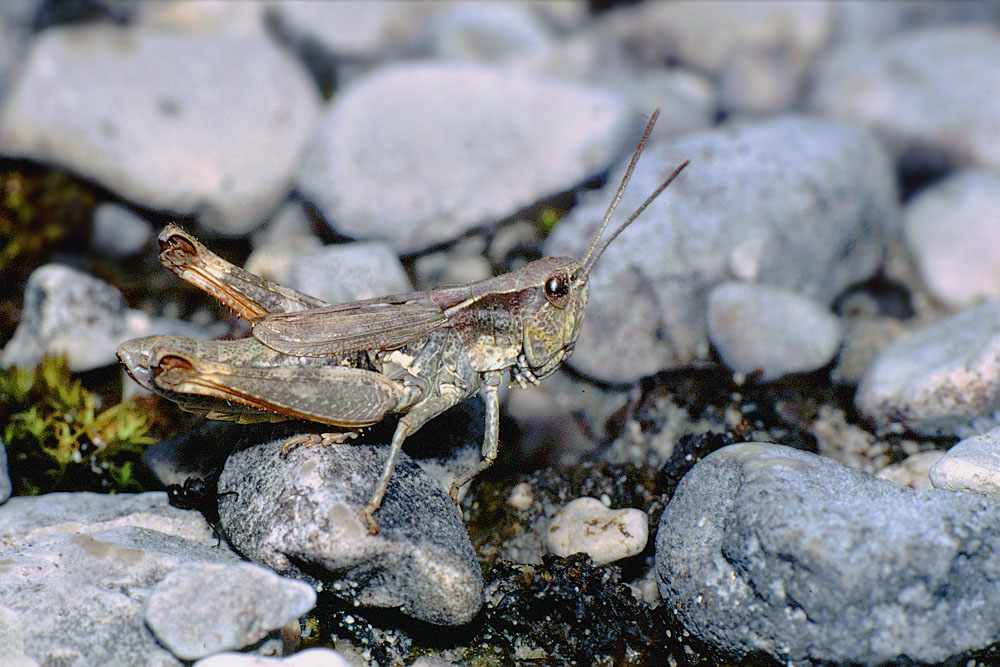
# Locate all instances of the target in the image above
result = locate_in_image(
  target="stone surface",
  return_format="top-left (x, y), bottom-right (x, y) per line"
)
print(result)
top-left (244, 202), bottom-right (322, 284)
top-left (286, 241), bottom-right (412, 305)
top-left (904, 170), bottom-right (1000, 309)
top-left (92, 202), bottom-right (154, 258)
top-left (218, 437), bottom-right (484, 625)
top-left (194, 648), bottom-right (351, 667)
top-left (0, 492), bottom-right (243, 666)
top-left (875, 450), bottom-right (944, 490)
top-left (811, 26), bottom-right (1000, 169)
top-left (607, 0), bottom-right (832, 114)
top-left (428, 2), bottom-right (555, 64)
top-left (1, 264), bottom-right (208, 372)
top-left (706, 281), bottom-right (842, 381)
top-left (930, 427), bottom-right (1000, 499)
top-left (546, 497), bottom-right (647, 566)
top-left (856, 300), bottom-right (1000, 437)
top-left (145, 562), bottom-right (316, 660)
top-left (297, 62), bottom-right (636, 254)
top-left (546, 115), bottom-right (896, 383)
top-left (0, 25), bottom-right (321, 234)
top-left (269, 0), bottom-right (426, 58)
top-left (656, 442), bottom-right (1000, 664)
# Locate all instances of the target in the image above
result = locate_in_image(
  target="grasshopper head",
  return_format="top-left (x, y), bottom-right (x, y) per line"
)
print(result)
top-left (519, 109), bottom-right (689, 383)
top-left (519, 257), bottom-right (590, 380)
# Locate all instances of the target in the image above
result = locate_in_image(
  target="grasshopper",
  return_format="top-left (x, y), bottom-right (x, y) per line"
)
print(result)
top-left (118, 110), bottom-right (688, 534)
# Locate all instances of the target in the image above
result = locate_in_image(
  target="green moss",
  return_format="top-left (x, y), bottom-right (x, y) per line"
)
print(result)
top-left (533, 206), bottom-right (562, 236)
top-left (1, 356), bottom-right (155, 495)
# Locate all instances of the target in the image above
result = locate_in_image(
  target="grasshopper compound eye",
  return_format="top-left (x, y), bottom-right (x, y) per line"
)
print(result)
top-left (544, 271), bottom-right (570, 308)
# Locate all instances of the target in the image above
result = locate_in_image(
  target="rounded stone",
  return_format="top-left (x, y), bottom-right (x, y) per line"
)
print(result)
top-left (297, 62), bottom-right (635, 254)
top-left (546, 497), bottom-right (647, 566)
top-left (706, 281), bottom-right (842, 381)
top-left (930, 427), bottom-right (1000, 499)
top-left (904, 170), bottom-right (1000, 309)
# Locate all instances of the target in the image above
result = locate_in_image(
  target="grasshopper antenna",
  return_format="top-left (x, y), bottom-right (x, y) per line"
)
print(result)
top-left (579, 108), bottom-right (689, 279)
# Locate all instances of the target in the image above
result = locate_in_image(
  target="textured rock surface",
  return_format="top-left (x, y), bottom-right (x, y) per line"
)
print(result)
top-left (0, 26), bottom-right (321, 234)
top-left (706, 281), bottom-right (842, 381)
top-left (218, 437), bottom-right (484, 625)
top-left (811, 26), bottom-right (1000, 169)
top-left (0, 492), bottom-right (242, 666)
top-left (904, 169), bottom-right (1000, 309)
top-left (856, 300), bottom-right (1000, 437)
top-left (145, 562), bottom-right (315, 660)
top-left (930, 427), bottom-right (1000, 499)
top-left (297, 62), bottom-right (635, 253)
top-left (285, 242), bottom-right (412, 305)
top-left (656, 443), bottom-right (1000, 664)
top-left (546, 115), bottom-right (895, 382)
top-left (1, 264), bottom-right (207, 372)
top-left (546, 497), bottom-right (647, 565)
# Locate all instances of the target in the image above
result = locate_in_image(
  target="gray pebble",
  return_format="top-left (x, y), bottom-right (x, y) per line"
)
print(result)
top-left (707, 281), bottom-right (842, 381)
top-left (287, 242), bottom-right (412, 305)
top-left (92, 203), bottom-right (153, 258)
top-left (297, 62), bottom-right (635, 254)
top-left (218, 438), bottom-right (483, 625)
top-left (1, 264), bottom-right (208, 372)
top-left (245, 202), bottom-right (322, 284)
top-left (545, 115), bottom-right (895, 383)
top-left (269, 1), bottom-right (426, 58)
top-left (811, 26), bottom-right (1000, 169)
top-left (607, 1), bottom-right (830, 114)
top-left (904, 169), bottom-right (1000, 309)
top-left (0, 26), bottom-right (321, 234)
top-left (1, 264), bottom-right (128, 371)
top-left (145, 562), bottom-right (315, 660)
top-left (428, 2), bottom-right (555, 64)
top-left (656, 442), bottom-right (1000, 664)
top-left (930, 426), bottom-right (1000, 499)
top-left (0, 492), bottom-right (243, 666)
top-left (856, 300), bottom-right (1000, 437)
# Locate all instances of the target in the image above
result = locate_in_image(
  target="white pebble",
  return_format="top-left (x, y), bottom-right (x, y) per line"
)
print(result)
top-left (546, 497), bottom-right (647, 566)
top-left (506, 482), bottom-right (534, 510)
top-left (930, 427), bottom-right (1000, 499)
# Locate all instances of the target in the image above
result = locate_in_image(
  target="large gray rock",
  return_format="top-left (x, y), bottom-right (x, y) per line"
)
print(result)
top-left (0, 492), bottom-right (243, 666)
top-left (904, 169), bottom-right (1000, 309)
top-left (0, 26), bottom-right (321, 234)
top-left (546, 115), bottom-right (896, 383)
top-left (656, 443), bottom-right (1000, 664)
top-left (297, 62), bottom-right (636, 254)
top-left (706, 281), bottom-right (842, 381)
top-left (856, 300), bottom-right (1000, 437)
top-left (811, 26), bottom-right (1000, 170)
top-left (218, 437), bottom-right (484, 626)
top-left (145, 562), bottom-right (315, 661)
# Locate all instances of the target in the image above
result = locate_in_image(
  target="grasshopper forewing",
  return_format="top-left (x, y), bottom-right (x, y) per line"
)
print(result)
top-left (119, 109), bottom-right (689, 534)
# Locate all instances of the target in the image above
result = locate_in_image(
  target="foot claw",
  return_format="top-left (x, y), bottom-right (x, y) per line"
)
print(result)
top-left (361, 507), bottom-right (379, 535)
top-left (280, 431), bottom-right (359, 456)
